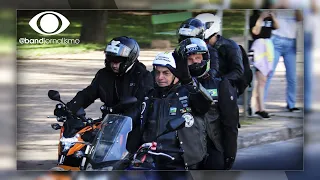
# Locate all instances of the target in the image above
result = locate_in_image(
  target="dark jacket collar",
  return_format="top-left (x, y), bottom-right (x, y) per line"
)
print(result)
top-left (154, 83), bottom-right (181, 98)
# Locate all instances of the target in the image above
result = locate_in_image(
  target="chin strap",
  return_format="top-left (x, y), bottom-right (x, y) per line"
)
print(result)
top-left (170, 76), bottom-right (176, 86)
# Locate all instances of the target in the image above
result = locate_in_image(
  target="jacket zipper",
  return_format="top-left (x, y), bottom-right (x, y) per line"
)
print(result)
top-left (156, 98), bottom-right (162, 139)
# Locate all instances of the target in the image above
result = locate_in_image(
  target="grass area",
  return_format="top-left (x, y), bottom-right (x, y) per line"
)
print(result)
top-left (208, 0), bottom-right (224, 4)
top-left (208, 0), bottom-right (255, 8)
top-left (221, 10), bottom-right (245, 38)
top-left (0, 9), bottom-right (16, 54)
top-left (0, 36), bottom-right (15, 54)
top-left (17, 10), bottom-right (245, 58)
top-left (230, 0), bottom-right (255, 8)
top-left (0, 9), bottom-right (15, 36)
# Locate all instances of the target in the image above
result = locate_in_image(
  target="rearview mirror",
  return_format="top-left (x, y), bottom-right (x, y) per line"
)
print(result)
top-left (48, 90), bottom-right (61, 102)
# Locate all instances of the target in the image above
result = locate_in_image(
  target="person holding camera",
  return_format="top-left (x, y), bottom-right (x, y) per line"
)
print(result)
top-left (249, 10), bottom-right (279, 119)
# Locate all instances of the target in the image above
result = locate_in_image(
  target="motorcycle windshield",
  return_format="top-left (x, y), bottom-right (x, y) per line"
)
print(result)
top-left (90, 114), bottom-right (132, 164)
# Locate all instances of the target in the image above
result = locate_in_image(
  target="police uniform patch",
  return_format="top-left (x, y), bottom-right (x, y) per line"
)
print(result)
top-left (207, 89), bottom-right (218, 97)
top-left (169, 107), bottom-right (177, 115)
top-left (182, 113), bottom-right (194, 128)
top-left (180, 108), bottom-right (187, 113)
top-left (179, 96), bottom-right (188, 101)
top-left (182, 100), bottom-right (189, 106)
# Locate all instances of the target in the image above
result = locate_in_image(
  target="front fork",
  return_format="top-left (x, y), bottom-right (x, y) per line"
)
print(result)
top-left (80, 145), bottom-right (91, 170)
top-left (58, 155), bottom-right (65, 165)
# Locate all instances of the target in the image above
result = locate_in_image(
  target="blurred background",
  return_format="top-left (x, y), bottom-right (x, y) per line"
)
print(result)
top-left (16, 10), bottom-right (245, 57)
top-left (1, 0), bottom-right (320, 179)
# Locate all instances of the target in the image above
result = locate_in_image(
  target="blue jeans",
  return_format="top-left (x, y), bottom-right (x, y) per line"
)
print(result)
top-left (304, 32), bottom-right (312, 111)
top-left (264, 34), bottom-right (297, 109)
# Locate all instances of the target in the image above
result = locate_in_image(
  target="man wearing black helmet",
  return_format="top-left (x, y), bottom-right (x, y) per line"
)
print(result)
top-left (196, 13), bottom-right (244, 170)
top-left (177, 18), bottom-right (219, 78)
top-left (195, 13), bottom-right (244, 85)
top-left (62, 36), bottom-right (154, 153)
top-left (176, 37), bottom-right (226, 169)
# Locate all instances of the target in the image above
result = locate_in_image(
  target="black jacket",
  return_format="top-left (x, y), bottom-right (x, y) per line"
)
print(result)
top-left (68, 61), bottom-right (153, 111)
top-left (67, 61), bottom-right (154, 153)
top-left (217, 78), bottom-right (239, 160)
top-left (212, 35), bottom-right (244, 82)
top-left (197, 75), bottom-right (224, 154)
top-left (198, 74), bottom-right (239, 160)
top-left (141, 81), bottom-right (213, 167)
top-left (208, 45), bottom-right (219, 78)
top-left (207, 38), bottom-right (241, 159)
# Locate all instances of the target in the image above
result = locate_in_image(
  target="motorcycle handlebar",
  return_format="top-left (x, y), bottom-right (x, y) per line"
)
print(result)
top-left (156, 147), bottom-right (184, 154)
top-left (78, 115), bottom-right (87, 122)
top-left (138, 142), bottom-right (183, 153)
top-left (147, 151), bottom-right (175, 160)
top-left (134, 142), bottom-right (181, 161)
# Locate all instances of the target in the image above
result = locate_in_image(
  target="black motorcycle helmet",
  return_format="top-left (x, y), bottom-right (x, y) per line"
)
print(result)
top-left (179, 37), bottom-right (210, 78)
top-left (177, 18), bottom-right (205, 43)
top-left (104, 36), bottom-right (140, 75)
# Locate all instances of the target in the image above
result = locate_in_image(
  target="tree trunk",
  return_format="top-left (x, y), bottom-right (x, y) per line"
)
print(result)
top-left (80, 11), bottom-right (108, 44)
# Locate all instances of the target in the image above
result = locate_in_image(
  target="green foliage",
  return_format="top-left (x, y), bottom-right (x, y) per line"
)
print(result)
top-left (16, 10), bottom-right (245, 57)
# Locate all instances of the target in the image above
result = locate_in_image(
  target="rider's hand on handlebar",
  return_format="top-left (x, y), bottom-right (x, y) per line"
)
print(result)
top-left (224, 157), bottom-right (235, 170)
top-left (54, 103), bottom-right (68, 117)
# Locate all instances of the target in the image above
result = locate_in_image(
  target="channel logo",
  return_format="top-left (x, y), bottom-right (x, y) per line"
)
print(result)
top-left (29, 11), bottom-right (70, 35)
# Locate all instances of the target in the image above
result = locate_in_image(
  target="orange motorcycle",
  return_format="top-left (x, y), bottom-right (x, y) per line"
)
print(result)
top-left (47, 90), bottom-right (138, 171)
top-left (48, 90), bottom-right (102, 171)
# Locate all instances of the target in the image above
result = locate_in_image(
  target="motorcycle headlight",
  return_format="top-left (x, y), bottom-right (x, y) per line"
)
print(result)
top-left (73, 151), bottom-right (84, 158)
top-left (60, 134), bottom-right (79, 151)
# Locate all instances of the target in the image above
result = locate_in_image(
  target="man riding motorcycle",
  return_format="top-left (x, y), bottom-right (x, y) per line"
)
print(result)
top-left (140, 50), bottom-right (213, 170)
top-left (180, 37), bottom-right (226, 169)
top-left (196, 13), bottom-right (244, 170)
top-left (55, 36), bottom-right (154, 154)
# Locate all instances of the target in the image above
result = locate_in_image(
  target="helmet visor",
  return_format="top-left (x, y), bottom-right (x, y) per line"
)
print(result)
top-left (204, 22), bottom-right (214, 30)
top-left (105, 42), bottom-right (132, 57)
top-left (178, 26), bottom-right (202, 37)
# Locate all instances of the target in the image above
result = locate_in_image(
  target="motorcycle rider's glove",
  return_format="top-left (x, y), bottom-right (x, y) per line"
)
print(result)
top-left (54, 103), bottom-right (68, 117)
top-left (172, 46), bottom-right (192, 85)
top-left (66, 100), bottom-right (82, 115)
top-left (224, 156), bottom-right (235, 170)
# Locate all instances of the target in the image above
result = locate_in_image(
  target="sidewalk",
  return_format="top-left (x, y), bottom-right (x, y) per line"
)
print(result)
top-left (238, 114), bottom-right (303, 149)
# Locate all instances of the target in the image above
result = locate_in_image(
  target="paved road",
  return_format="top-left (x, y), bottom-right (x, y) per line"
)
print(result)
top-left (17, 59), bottom-right (105, 170)
top-left (232, 137), bottom-right (303, 170)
